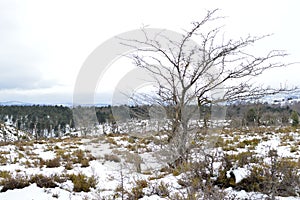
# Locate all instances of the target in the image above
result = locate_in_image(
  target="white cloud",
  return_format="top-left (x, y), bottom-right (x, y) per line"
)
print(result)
top-left (0, 0), bottom-right (299, 104)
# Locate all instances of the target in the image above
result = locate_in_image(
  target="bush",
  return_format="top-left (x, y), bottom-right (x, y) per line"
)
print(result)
top-left (0, 155), bottom-right (8, 165)
top-left (80, 158), bottom-right (90, 167)
top-left (130, 179), bottom-right (148, 199)
top-left (0, 174), bottom-right (30, 192)
top-left (65, 161), bottom-right (73, 170)
top-left (106, 137), bottom-right (118, 145)
top-left (172, 168), bottom-right (181, 176)
top-left (45, 157), bottom-right (61, 168)
top-left (290, 145), bottom-right (298, 153)
top-left (135, 179), bottom-right (148, 188)
top-left (291, 110), bottom-right (299, 127)
top-left (224, 151), bottom-right (258, 167)
top-left (30, 174), bottom-right (58, 188)
top-left (215, 168), bottom-right (235, 188)
top-left (234, 154), bottom-right (300, 197)
top-left (71, 150), bottom-right (95, 165)
top-left (151, 181), bottom-right (169, 198)
top-left (69, 173), bottom-right (97, 192)
top-left (0, 170), bottom-right (11, 179)
top-left (72, 149), bottom-right (85, 163)
top-left (53, 174), bottom-right (68, 184)
top-left (235, 166), bottom-right (266, 192)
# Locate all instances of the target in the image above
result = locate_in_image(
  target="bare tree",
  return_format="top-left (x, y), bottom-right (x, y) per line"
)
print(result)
top-left (73, 106), bottom-right (98, 136)
top-left (122, 9), bottom-right (294, 166)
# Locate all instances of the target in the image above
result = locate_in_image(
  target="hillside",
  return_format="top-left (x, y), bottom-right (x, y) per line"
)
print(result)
top-left (0, 123), bottom-right (30, 142)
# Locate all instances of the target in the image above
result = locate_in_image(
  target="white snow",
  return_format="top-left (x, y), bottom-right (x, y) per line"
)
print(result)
top-left (227, 167), bottom-right (250, 183)
top-left (0, 126), bottom-right (300, 199)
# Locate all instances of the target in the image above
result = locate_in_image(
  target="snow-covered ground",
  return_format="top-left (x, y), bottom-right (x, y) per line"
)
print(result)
top-left (0, 126), bottom-right (300, 199)
top-left (0, 124), bottom-right (30, 142)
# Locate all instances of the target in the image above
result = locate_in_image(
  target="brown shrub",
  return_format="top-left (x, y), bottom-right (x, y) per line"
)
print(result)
top-left (68, 173), bottom-right (97, 192)
top-left (30, 174), bottom-right (58, 188)
top-left (45, 157), bottom-right (61, 168)
top-left (0, 174), bottom-right (30, 192)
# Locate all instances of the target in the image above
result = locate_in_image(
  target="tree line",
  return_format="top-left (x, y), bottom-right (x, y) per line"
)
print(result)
top-left (227, 102), bottom-right (299, 127)
top-left (0, 102), bottom-right (299, 138)
top-left (0, 105), bottom-right (73, 138)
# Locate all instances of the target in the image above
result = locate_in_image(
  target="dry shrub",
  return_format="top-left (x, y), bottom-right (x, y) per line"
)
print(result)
top-left (129, 179), bottom-right (148, 199)
top-left (106, 137), bottom-right (118, 145)
top-left (68, 173), bottom-right (97, 192)
top-left (151, 181), bottom-right (170, 198)
top-left (30, 174), bottom-right (58, 188)
top-left (0, 155), bottom-right (8, 165)
top-left (233, 151), bottom-right (300, 198)
top-left (80, 158), bottom-right (90, 167)
top-left (0, 170), bottom-right (11, 179)
top-left (71, 149), bottom-right (95, 164)
top-left (72, 149), bottom-right (85, 163)
top-left (65, 161), bottom-right (74, 170)
top-left (0, 174), bottom-right (30, 192)
top-left (45, 157), bottom-right (61, 168)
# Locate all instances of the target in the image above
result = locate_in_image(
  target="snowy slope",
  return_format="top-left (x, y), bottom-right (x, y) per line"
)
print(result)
top-left (0, 123), bottom-right (30, 142)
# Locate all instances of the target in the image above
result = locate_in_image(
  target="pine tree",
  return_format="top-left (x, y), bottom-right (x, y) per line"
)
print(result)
top-left (291, 110), bottom-right (299, 127)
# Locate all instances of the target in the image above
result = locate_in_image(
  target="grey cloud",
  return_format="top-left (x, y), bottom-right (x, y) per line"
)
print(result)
top-left (0, 63), bottom-right (56, 90)
top-left (0, 1), bottom-right (56, 90)
top-left (0, 43), bottom-right (65, 93)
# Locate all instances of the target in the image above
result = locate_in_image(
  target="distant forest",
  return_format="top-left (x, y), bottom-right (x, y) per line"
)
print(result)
top-left (0, 102), bottom-right (299, 137)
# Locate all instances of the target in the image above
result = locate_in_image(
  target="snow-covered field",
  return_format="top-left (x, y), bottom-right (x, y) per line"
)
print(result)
top-left (0, 125), bottom-right (300, 199)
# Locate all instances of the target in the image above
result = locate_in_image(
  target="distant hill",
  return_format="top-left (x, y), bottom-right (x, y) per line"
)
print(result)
top-left (261, 91), bottom-right (300, 105)
top-left (0, 101), bottom-right (110, 107)
top-left (0, 101), bottom-right (34, 106)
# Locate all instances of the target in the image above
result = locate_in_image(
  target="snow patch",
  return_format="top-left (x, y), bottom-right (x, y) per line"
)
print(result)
top-left (227, 167), bottom-right (250, 183)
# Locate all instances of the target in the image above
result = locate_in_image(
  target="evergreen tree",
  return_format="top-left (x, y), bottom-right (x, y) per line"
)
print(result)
top-left (291, 110), bottom-right (299, 127)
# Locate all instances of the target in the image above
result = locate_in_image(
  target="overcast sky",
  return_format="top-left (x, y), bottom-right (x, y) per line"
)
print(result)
top-left (0, 0), bottom-right (299, 104)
